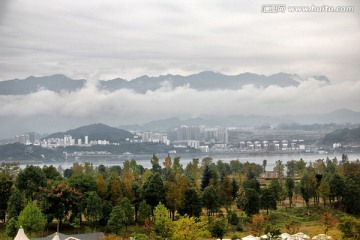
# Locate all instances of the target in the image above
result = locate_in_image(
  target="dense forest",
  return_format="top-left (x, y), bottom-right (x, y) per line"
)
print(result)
top-left (0, 154), bottom-right (360, 239)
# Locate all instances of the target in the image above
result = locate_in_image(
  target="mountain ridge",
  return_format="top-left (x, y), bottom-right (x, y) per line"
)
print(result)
top-left (44, 123), bottom-right (133, 143)
top-left (0, 71), bottom-right (323, 95)
top-left (118, 109), bottom-right (360, 131)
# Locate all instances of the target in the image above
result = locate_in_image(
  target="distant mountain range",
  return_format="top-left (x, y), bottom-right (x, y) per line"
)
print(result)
top-left (0, 74), bottom-right (86, 95)
top-left (44, 123), bottom-right (133, 142)
top-left (321, 127), bottom-right (360, 145)
top-left (119, 109), bottom-right (360, 131)
top-left (0, 71), bottom-right (329, 95)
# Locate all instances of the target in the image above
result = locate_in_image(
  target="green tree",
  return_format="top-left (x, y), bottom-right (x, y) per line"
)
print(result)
top-left (142, 172), bottom-right (165, 211)
top-left (231, 178), bottom-right (239, 199)
top-left (184, 159), bottom-right (200, 187)
top-left (119, 197), bottom-right (134, 234)
top-left (107, 206), bottom-right (126, 235)
top-left (171, 215), bottom-right (209, 240)
top-left (285, 177), bottom-right (295, 207)
top-left (151, 153), bottom-right (162, 174)
top-left (18, 203), bottom-right (46, 237)
top-left (201, 165), bottom-right (214, 190)
top-left (216, 160), bottom-right (230, 179)
top-left (42, 165), bottom-right (61, 180)
top-left (138, 200), bottom-right (152, 224)
top-left (240, 188), bottom-right (260, 216)
top-left (260, 187), bottom-right (277, 215)
top-left (5, 217), bottom-right (18, 238)
top-left (99, 201), bottom-right (113, 226)
top-left (178, 188), bottom-right (202, 217)
top-left (68, 173), bottom-right (96, 194)
top-left (263, 159), bottom-right (267, 173)
top-left (243, 178), bottom-right (261, 193)
top-left (274, 160), bottom-right (284, 179)
top-left (84, 191), bottom-right (103, 229)
top-left (0, 170), bottom-right (13, 222)
top-left (165, 173), bottom-right (187, 220)
top-left (286, 160), bottom-right (296, 177)
top-left (202, 186), bottom-right (220, 216)
top-left (294, 159), bottom-right (307, 176)
top-left (300, 171), bottom-right (317, 207)
top-left (15, 165), bottom-right (46, 201)
top-left (230, 160), bottom-right (243, 174)
top-left (209, 217), bottom-right (227, 240)
top-left (342, 175), bottom-right (360, 214)
top-left (7, 188), bottom-right (25, 220)
top-left (338, 216), bottom-right (360, 239)
top-left (329, 173), bottom-right (345, 203)
top-left (318, 177), bottom-right (330, 206)
top-left (154, 203), bottom-right (173, 239)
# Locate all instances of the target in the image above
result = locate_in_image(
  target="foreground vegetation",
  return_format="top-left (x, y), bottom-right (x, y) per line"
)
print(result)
top-left (0, 154), bottom-right (359, 239)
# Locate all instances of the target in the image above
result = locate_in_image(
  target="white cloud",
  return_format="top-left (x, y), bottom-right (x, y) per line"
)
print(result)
top-left (1, 79), bottom-right (359, 122)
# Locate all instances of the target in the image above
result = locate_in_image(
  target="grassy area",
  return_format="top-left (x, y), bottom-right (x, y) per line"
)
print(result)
top-left (224, 206), bottom-right (347, 239)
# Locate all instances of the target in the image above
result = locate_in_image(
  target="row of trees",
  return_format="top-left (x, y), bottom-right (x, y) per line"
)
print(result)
top-left (0, 154), bottom-right (359, 238)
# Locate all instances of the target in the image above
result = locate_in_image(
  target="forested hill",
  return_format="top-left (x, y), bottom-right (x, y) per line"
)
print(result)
top-left (321, 127), bottom-right (360, 145)
top-left (43, 123), bottom-right (133, 142)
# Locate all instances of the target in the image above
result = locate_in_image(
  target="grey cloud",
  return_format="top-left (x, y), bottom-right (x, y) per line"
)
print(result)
top-left (0, 79), bottom-right (359, 120)
top-left (0, 0), bottom-right (359, 81)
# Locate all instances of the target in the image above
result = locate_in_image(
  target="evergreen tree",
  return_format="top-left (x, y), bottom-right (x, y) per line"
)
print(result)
top-left (119, 197), bottom-right (134, 233)
top-left (0, 172), bottom-right (13, 222)
top-left (84, 191), bottom-right (103, 229)
top-left (107, 206), bottom-right (126, 235)
top-left (18, 203), bottom-right (46, 237)
top-left (178, 188), bottom-right (202, 217)
top-left (201, 165), bottom-right (213, 190)
top-left (138, 200), bottom-right (152, 224)
top-left (209, 217), bottom-right (227, 240)
top-left (142, 172), bottom-right (165, 211)
top-left (243, 188), bottom-right (260, 216)
top-left (285, 177), bottom-right (295, 207)
top-left (151, 153), bottom-right (162, 174)
top-left (202, 186), bottom-right (220, 216)
top-left (7, 188), bottom-right (24, 220)
top-left (15, 165), bottom-right (46, 201)
top-left (154, 203), bottom-right (173, 239)
top-left (260, 187), bottom-right (277, 215)
top-left (5, 217), bottom-right (18, 238)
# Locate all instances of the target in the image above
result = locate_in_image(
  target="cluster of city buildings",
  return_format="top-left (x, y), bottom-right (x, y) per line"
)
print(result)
top-left (10, 125), bottom-right (310, 154)
top-left (239, 139), bottom-right (306, 152)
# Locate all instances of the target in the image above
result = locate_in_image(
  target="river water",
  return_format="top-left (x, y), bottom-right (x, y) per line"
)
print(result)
top-left (16, 152), bottom-right (360, 171)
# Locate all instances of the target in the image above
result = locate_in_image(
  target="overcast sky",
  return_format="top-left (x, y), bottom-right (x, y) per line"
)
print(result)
top-left (0, 0), bottom-right (360, 137)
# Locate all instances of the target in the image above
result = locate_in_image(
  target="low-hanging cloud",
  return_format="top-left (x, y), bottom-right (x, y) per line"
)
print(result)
top-left (1, 79), bottom-right (359, 123)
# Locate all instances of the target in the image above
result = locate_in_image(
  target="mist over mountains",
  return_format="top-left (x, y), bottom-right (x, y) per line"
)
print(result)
top-left (0, 71), bottom-right (359, 139)
top-left (119, 109), bottom-right (360, 132)
top-left (0, 71), bottom-right (327, 95)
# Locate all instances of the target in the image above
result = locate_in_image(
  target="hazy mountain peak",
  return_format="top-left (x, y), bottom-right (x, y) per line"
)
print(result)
top-left (0, 71), bottom-right (328, 95)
